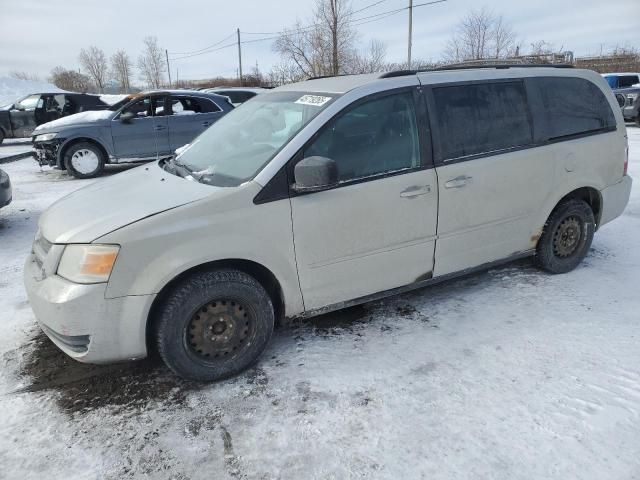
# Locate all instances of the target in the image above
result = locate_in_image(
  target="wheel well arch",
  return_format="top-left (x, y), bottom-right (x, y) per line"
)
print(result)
top-left (145, 259), bottom-right (285, 355)
top-left (59, 137), bottom-right (109, 168)
top-left (556, 187), bottom-right (602, 228)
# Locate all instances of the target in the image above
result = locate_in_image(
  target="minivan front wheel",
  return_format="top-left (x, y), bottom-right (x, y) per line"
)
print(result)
top-left (535, 199), bottom-right (595, 274)
top-left (64, 142), bottom-right (105, 179)
top-left (155, 269), bottom-right (275, 381)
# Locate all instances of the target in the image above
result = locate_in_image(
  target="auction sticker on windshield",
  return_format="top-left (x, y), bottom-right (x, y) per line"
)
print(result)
top-left (295, 95), bottom-right (332, 107)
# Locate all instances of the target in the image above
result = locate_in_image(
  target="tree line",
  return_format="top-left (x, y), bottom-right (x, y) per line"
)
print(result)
top-left (38, 36), bottom-right (166, 94)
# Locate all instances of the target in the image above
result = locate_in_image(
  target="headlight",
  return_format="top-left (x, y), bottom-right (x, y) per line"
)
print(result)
top-left (57, 244), bottom-right (120, 284)
top-left (34, 133), bottom-right (57, 142)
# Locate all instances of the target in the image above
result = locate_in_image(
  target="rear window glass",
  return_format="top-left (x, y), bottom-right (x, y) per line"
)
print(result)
top-left (433, 81), bottom-right (533, 161)
top-left (618, 75), bottom-right (639, 88)
top-left (535, 77), bottom-right (616, 140)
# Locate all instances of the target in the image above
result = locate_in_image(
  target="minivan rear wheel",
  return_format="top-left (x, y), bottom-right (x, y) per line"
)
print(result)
top-left (155, 269), bottom-right (275, 381)
top-left (534, 199), bottom-right (595, 274)
top-left (64, 142), bottom-right (105, 179)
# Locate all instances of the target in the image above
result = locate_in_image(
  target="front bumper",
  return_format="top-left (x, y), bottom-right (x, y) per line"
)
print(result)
top-left (23, 252), bottom-right (155, 363)
top-left (32, 139), bottom-right (62, 167)
top-left (623, 103), bottom-right (639, 121)
top-left (600, 175), bottom-right (633, 227)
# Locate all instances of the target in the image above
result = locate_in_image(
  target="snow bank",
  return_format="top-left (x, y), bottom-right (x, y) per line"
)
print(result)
top-left (0, 77), bottom-right (65, 107)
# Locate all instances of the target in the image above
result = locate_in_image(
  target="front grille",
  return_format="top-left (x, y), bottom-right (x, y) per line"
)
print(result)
top-left (40, 323), bottom-right (90, 354)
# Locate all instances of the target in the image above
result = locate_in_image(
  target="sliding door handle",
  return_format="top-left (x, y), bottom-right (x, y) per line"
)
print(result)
top-left (400, 185), bottom-right (431, 198)
top-left (444, 175), bottom-right (472, 189)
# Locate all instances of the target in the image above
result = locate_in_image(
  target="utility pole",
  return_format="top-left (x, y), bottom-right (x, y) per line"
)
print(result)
top-left (407, 0), bottom-right (413, 69)
top-left (165, 49), bottom-right (172, 88)
top-left (237, 28), bottom-right (243, 86)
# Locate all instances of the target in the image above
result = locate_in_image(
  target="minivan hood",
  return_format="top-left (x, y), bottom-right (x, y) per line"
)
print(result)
top-left (34, 110), bottom-right (114, 133)
top-left (40, 163), bottom-right (215, 243)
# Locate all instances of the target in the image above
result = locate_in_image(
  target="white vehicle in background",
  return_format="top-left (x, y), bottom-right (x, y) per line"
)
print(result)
top-left (25, 66), bottom-right (632, 382)
top-left (202, 87), bottom-right (267, 106)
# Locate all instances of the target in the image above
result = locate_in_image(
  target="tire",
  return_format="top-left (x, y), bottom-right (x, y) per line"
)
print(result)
top-left (534, 199), bottom-right (595, 274)
top-left (64, 142), bottom-right (105, 179)
top-left (0, 129), bottom-right (4, 144)
top-left (635, 116), bottom-right (640, 128)
top-left (155, 269), bottom-right (275, 381)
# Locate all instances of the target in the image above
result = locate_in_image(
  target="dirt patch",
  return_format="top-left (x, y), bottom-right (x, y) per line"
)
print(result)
top-left (304, 305), bottom-right (371, 332)
top-left (15, 330), bottom-right (203, 415)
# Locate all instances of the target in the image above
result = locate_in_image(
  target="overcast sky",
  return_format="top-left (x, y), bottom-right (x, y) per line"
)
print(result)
top-left (1, 0), bottom-right (638, 83)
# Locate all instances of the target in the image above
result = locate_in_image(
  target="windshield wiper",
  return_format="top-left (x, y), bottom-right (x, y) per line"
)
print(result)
top-left (163, 157), bottom-right (196, 179)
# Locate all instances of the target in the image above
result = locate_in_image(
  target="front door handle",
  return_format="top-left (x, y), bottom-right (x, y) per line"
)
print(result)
top-left (400, 185), bottom-right (431, 198)
top-left (444, 175), bottom-right (472, 189)
top-left (202, 121), bottom-right (212, 127)
top-left (154, 125), bottom-right (166, 131)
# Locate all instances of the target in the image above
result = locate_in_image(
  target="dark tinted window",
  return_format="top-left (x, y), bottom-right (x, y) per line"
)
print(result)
top-left (216, 90), bottom-right (256, 104)
top-left (619, 75), bottom-right (640, 88)
top-left (433, 81), bottom-right (533, 161)
top-left (536, 77), bottom-right (616, 140)
top-left (304, 91), bottom-right (420, 182)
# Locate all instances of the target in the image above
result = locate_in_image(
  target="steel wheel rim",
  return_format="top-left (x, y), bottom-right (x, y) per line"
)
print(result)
top-left (553, 216), bottom-right (582, 258)
top-left (71, 149), bottom-right (99, 174)
top-left (186, 299), bottom-right (253, 360)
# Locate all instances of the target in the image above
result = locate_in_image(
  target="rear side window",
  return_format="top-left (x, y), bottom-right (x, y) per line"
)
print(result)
top-left (535, 77), bottom-right (615, 140)
top-left (433, 81), bottom-right (533, 161)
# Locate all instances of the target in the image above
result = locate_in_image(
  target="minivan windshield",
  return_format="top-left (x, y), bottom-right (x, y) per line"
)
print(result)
top-left (173, 91), bottom-right (337, 186)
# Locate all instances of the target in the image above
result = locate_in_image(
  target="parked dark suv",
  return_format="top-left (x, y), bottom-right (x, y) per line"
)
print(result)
top-left (0, 93), bottom-right (108, 143)
top-left (32, 90), bottom-right (234, 178)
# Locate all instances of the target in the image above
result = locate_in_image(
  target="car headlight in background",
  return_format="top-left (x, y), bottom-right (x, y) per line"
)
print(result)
top-left (34, 133), bottom-right (58, 142)
top-left (57, 244), bottom-right (120, 284)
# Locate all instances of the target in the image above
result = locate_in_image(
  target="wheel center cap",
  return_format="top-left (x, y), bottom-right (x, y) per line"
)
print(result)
top-left (212, 320), bottom-right (227, 335)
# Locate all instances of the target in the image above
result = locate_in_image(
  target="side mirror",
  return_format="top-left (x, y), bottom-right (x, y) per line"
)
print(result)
top-left (13, 104), bottom-right (24, 111)
top-left (120, 111), bottom-right (135, 123)
top-left (293, 156), bottom-right (338, 193)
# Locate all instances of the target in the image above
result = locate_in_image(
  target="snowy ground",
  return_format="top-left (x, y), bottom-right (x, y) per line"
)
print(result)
top-left (1, 129), bottom-right (639, 480)
top-left (0, 138), bottom-right (33, 161)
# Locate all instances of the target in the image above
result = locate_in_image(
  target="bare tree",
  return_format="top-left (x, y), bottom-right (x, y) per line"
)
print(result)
top-left (79, 46), bottom-right (108, 92)
top-left (49, 66), bottom-right (93, 92)
top-left (138, 36), bottom-right (166, 89)
top-left (350, 40), bottom-right (388, 74)
top-left (110, 49), bottom-right (133, 93)
top-left (267, 60), bottom-right (307, 86)
top-left (443, 8), bottom-right (518, 63)
top-left (9, 71), bottom-right (40, 81)
top-left (274, 0), bottom-right (357, 78)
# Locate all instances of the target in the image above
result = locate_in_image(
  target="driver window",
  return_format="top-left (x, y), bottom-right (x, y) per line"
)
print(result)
top-left (304, 91), bottom-right (420, 182)
top-left (122, 96), bottom-right (153, 118)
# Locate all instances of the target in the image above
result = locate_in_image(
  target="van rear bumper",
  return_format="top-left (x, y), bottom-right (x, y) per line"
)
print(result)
top-left (600, 175), bottom-right (632, 227)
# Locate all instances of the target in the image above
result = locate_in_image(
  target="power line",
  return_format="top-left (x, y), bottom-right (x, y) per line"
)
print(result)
top-left (170, 0), bottom-right (447, 61)
top-left (170, 42), bottom-right (237, 61)
top-left (238, 0), bottom-right (446, 45)
top-left (168, 32), bottom-right (236, 56)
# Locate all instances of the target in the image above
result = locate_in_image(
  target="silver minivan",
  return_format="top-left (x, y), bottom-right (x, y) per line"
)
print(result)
top-left (24, 66), bottom-right (633, 381)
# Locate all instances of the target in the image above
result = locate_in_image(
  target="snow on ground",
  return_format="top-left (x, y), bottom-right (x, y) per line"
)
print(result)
top-left (0, 138), bottom-right (33, 161)
top-left (0, 77), bottom-right (65, 107)
top-left (1, 130), bottom-right (639, 479)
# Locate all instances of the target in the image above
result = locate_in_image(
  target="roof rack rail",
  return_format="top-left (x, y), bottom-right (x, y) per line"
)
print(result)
top-left (379, 63), bottom-right (574, 79)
